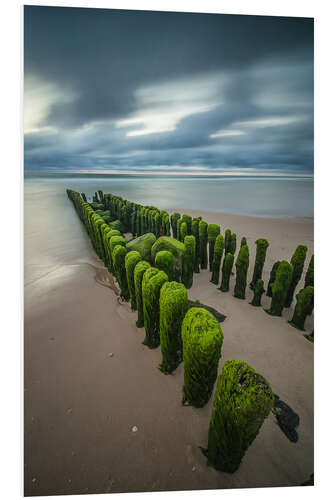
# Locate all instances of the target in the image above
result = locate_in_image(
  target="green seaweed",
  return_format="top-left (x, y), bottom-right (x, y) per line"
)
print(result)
top-left (159, 282), bottom-right (188, 374)
top-left (266, 261), bottom-right (293, 316)
top-left (191, 219), bottom-right (201, 273)
top-left (142, 267), bottom-right (168, 348)
top-left (250, 279), bottom-right (265, 306)
top-left (113, 245), bottom-right (129, 300)
top-left (134, 261), bottom-right (151, 328)
top-left (266, 261), bottom-right (280, 297)
top-left (125, 251), bottom-right (142, 310)
top-left (219, 253), bottom-right (234, 292)
top-left (182, 308), bottom-right (223, 407)
top-left (206, 360), bottom-right (273, 473)
top-left (285, 245), bottom-right (308, 307)
top-left (234, 244), bottom-right (249, 299)
top-left (199, 220), bottom-right (208, 270)
top-left (126, 233), bottom-right (156, 263)
top-left (208, 224), bottom-right (220, 272)
top-left (171, 213), bottom-right (181, 239)
top-left (289, 286), bottom-right (314, 330)
top-left (180, 221), bottom-right (188, 242)
top-left (182, 235), bottom-right (196, 289)
top-left (304, 254), bottom-right (314, 288)
top-left (250, 239), bottom-right (269, 290)
top-left (211, 234), bottom-right (225, 285)
top-left (155, 250), bottom-right (175, 281)
top-left (151, 236), bottom-right (185, 282)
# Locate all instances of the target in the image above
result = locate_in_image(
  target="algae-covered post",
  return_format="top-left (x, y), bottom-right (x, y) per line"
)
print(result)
top-left (289, 286), bottom-right (314, 330)
top-left (191, 219), bottom-right (201, 273)
top-left (180, 222), bottom-right (187, 242)
top-left (304, 254), bottom-right (314, 287)
top-left (155, 250), bottom-right (174, 281)
top-left (250, 238), bottom-right (269, 289)
top-left (224, 229), bottom-right (232, 254)
top-left (151, 236), bottom-right (185, 283)
top-left (241, 236), bottom-right (247, 247)
top-left (211, 234), bottom-right (225, 285)
top-left (182, 214), bottom-right (192, 235)
top-left (206, 360), bottom-right (273, 473)
top-left (109, 235), bottom-right (126, 274)
top-left (159, 282), bottom-right (188, 374)
top-left (284, 245), bottom-right (308, 308)
top-left (182, 308), bottom-right (223, 407)
top-left (134, 261), bottom-right (151, 328)
top-left (113, 245), bottom-right (130, 301)
top-left (208, 224), bottom-right (220, 272)
top-left (266, 261), bottom-right (280, 297)
top-left (171, 213), bottom-right (181, 239)
top-left (126, 233), bottom-right (156, 263)
top-left (142, 267), bottom-right (168, 349)
top-left (219, 253), bottom-right (234, 292)
top-left (199, 220), bottom-right (208, 269)
top-left (250, 279), bottom-right (265, 306)
top-left (234, 244), bottom-right (249, 299)
top-left (266, 261), bottom-right (293, 316)
top-left (230, 233), bottom-right (237, 255)
top-left (125, 251), bottom-right (142, 310)
top-left (182, 235), bottom-right (196, 289)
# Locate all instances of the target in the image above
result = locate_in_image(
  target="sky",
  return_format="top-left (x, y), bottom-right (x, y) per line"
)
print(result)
top-left (24, 6), bottom-right (314, 176)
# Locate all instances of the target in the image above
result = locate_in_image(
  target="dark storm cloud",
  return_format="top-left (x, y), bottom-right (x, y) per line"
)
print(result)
top-left (24, 6), bottom-right (313, 174)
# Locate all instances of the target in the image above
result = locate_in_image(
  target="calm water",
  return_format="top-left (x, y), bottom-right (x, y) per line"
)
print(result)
top-left (25, 175), bottom-right (314, 217)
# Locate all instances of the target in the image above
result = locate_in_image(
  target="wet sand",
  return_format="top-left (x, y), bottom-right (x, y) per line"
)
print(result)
top-left (24, 206), bottom-right (313, 496)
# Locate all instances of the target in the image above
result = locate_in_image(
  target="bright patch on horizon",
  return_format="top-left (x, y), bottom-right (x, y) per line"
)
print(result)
top-left (116, 74), bottom-right (224, 136)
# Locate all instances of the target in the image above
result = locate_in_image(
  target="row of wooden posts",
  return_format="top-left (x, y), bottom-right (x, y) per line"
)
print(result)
top-left (66, 188), bottom-right (310, 473)
top-left (78, 189), bottom-right (314, 332)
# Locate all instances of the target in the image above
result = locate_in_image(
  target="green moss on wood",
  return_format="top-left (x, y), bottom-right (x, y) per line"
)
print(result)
top-left (191, 219), bottom-right (201, 273)
top-left (250, 239), bottom-right (269, 289)
top-left (250, 279), bottom-right (265, 306)
top-left (304, 254), bottom-right (314, 288)
top-left (182, 308), bottom-right (223, 407)
top-left (285, 245), bottom-right (308, 307)
top-left (241, 237), bottom-right (247, 247)
top-left (125, 251), bottom-right (142, 310)
top-left (113, 245), bottom-right (129, 300)
top-left (266, 261), bottom-right (280, 297)
top-left (142, 267), bottom-right (168, 348)
top-left (134, 261), bottom-right (151, 328)
top-left (234, 244), bottom-right (249, 299)
top-left (289, 286), bottom-right (314, 330)
top-left (180, 221), bottom-right (188, 242)
top-left (199, 220), bottom-right (208, 270)
top-left (208, 224), bottom-right (220, 272)
top-left (266, 261), bottom-right (293, 316)
top-left (211, 234), bottom-right (225, 285)
top-left (224, 229), bottom-right (232, 254)
top-left (159, 281), bottom-right (188, 374)
top-left (155, 250), bottom-right (174, 281)
top-left (230, 233), bottom-right (237, 255)
top-left (126, 233), bottom-right (156, 263)
top-left (151, 236), bottom-right (185, 282)
top-left (206, 360), bottom-right (273, 473)
top-left (182, 235), bottom-right (196, 289)
top-left (219, 253), bottom-right (234, 292)
top-left (171, 213), bottom-right (181, 239)
top-left (109, 235), bottom-right (126, 273)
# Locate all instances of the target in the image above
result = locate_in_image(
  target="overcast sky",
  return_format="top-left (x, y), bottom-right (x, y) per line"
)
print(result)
top-left (24, 6), bottom-right (313, 175)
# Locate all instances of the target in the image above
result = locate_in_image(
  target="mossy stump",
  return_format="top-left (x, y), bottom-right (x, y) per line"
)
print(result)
top-left (304, 254), bottom-right (314, 288)
top-left (134, 261), bottom-right (151, 328)
top-left (199, 220), bottom-right (208, 270)
top-left (289, 286), bottom-right (314, 330)
top-left (159, 282), bottom-right (188, 374)
top-left (109, 235), bottom-right (126, 273)
top-left (151, 236), bottom-right (184, 282)
top-left (180, 221), bottom-right (188, 242)
top-left (241, 236), bottom-right (247, 247)
top-left (191, 219), bottom-right (201, 273)
top-left (155, 250), bottom-right (174, 281)
top-left (224, 229), bottom-right (232, 254)
top-left (125, 251), bottom-right (142, 310)
top-left (208, 224), bottom-right (220, 272)
top-left (171, 213), bottom-right (181, 239)
top-left (230, 233), bottom-right (237, 255)
top-left (182, 235), bottom-right (196, 289)
top-left (206, 360), bottom-right (274, 473)
top-left (219, 253), bottom-right (234, 292)
top-left (266, 261), bottom-right (280, 297)
top-left (211, 234), bottom-right (224, 285)
top-left (182, 308), bottom-right (223, 407)
top-left (285, 245), bottom-right (308, 308)
top-left (113, 245), bottom-right (129, 300)
top-left (234, 244), bottom-right (249, 299)
top-left (250, 279), bottom-right (265, 306)
top-left (250, 239), bottom-right (269, 290)
top-left (126, 233), bottom-right (156, 263)
top-left (266, 261), bottom-right (293, 316)
top-left (142, 267), bottom-right (168, 348)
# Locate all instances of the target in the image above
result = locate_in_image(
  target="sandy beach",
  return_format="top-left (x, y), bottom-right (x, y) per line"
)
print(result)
top-left (24, 206), bottom-right (314, 496)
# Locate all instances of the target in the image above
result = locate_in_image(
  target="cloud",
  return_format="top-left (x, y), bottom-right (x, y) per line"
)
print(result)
top-left (24, 6), bottom-right (313, 175)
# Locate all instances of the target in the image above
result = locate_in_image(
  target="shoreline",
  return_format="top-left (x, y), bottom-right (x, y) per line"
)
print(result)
top-left (24, 198), bottom-right (314, 496)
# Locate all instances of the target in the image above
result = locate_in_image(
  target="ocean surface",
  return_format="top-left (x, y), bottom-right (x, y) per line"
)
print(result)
top-left (25, 174), bottom-right (314, 217)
